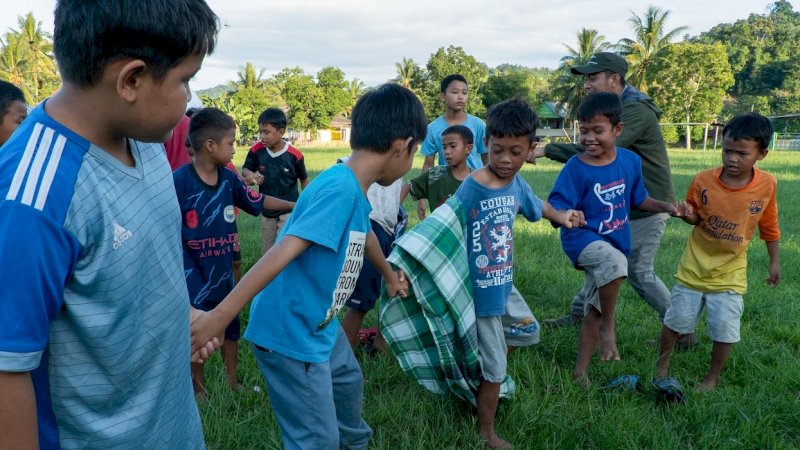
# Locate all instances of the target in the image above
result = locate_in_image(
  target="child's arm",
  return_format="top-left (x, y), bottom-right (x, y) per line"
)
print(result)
top-left (263, 196), bottom-right (295, 212)
top-left (675, 201), bottom-right (699, 225)
top-left (241, 167), bottom-right (262, 185)
top-left (400, 182), bottom-right (411, 203)
top-left (636, 197), bottom-right (679, 216)
top-left (190, 235), bottom-right (312, 360)
top-left (765, 240), bottom-right (780, 287)
top-left (541, 200), bottom-right (586, 229)
top-left (0, 371), bottom-right (37, 448)
top-left (365, 229), bottom-right (408, 298)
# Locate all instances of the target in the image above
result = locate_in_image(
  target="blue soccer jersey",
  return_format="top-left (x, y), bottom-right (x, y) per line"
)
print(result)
top-left (0, 103), bottom-right (203, 449)
top-left (174, 164), bottom-right (264, 307)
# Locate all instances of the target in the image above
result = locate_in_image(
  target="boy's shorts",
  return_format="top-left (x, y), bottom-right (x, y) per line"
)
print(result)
top-left (477, 286), bottom-right (541, 383)
top-left (194, 301), bottom-right (241, 341)
top-left (576, 240), bottom-right (628, 315)
top-left (346, 220), bottom-right (395, 312)
top-left (663, 283), bottom-right (743, 343)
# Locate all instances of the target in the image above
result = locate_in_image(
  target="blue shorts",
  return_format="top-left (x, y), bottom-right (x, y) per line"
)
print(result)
top-left (195, 301), bottom-right (241, 341)
top-left (346, 220), bottom-right (395, 312)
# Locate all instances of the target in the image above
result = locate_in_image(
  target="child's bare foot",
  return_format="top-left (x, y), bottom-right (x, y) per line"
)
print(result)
top-left (573, 372), bottom-right (590, 389)
top-left (696, 377), bottom-right (718, 393)
top-left (480, 431), bottom-right (513, 449)
top-left (598, 329), bottom-right (620, 361)
top-left (228, 381), bottom-right (242, 391)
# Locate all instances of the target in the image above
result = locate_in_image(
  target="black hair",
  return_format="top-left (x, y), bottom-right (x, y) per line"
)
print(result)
top-left (53, 0), bottom-right (219, 86)
top-left (0, 80), bottom-right (25, 116)
top-left (723, 113), bottom-right (774, 152)
top-left (350, 83), bottom-right (427, 153)
top-left (486, 98), bottom-right (539, 143)
top-left (442, 124), bottom-right (474, 145)
top-left (440, 74), bottom-right (468, 93)
top-left (258, 108), bottom-right (287, 129)
top-left (188, 107), bottom-right (235, 151)
top-left (577, 92), bottom-right (622, 127)
top-left (185, 107), bottom-right (200, 118)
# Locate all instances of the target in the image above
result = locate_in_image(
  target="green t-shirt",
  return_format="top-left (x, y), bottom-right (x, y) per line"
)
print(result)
top-left (409, 165), bottom-right (465, 212)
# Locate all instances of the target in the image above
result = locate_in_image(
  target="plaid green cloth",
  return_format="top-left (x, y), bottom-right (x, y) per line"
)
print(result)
top-left (380, 197), bottom-right (515, 405)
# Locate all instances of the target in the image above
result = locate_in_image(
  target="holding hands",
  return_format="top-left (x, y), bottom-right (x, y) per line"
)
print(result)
top-left (190, 308), bottom-right (226, 363)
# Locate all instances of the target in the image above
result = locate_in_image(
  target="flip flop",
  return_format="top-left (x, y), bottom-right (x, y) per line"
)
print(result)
top-left (357, 326), bottom-right (378, 345)
top-left (653, 377), bottom-right (686, 404)
top-left (602, 374), bottom-right (641, 393)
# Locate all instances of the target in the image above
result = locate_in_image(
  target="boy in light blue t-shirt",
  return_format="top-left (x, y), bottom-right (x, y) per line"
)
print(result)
top-left (190, 84), bottom-right (427, 450)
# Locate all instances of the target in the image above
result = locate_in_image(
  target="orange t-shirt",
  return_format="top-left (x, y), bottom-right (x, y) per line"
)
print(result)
top-left (676, 167), bottom-right (779, 294)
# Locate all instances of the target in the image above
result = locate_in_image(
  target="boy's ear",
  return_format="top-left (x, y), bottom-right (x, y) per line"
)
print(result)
top-left (466, 143), bottom-right (474, 153)
top-left (390, 137), bottom-right (414, 156)
top-left (614, 122), bottom-right (624, 137)
top-left (438, 92), bottom-right (445, 102)
top-left (758, 149), bottom-right (768, 160)
top-left (116, 59), bottom-right (149, 103)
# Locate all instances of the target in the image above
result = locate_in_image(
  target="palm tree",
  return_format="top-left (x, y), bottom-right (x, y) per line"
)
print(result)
top-left (0, 13), bottom-right (59, 102)
top-left (15, 13), bottom-right (57, 99)
top-left (394, 57), bottom-right (417, 88)
top-left (616, 7), bottom-right (687, 93)
top-left (552, 28), bottom-right (612, 118)
top-left (345, 78), bottom-right (366, 117)
top-left (232, 62), bottom-right (267, 90)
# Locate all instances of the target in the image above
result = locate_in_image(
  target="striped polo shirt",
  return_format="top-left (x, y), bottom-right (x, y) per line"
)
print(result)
top-left (0, 103), bottom-right (204, 449)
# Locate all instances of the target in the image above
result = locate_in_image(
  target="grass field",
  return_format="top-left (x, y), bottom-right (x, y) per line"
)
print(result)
top-left (198, 146), bottom-right (800, 449)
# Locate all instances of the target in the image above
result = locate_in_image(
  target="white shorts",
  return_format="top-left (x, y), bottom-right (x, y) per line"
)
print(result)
top-left (663, 283), bottom-right (743, 344)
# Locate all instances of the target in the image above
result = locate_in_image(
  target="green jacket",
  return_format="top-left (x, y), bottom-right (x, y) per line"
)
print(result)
top-left (545, 86), bottom-right (675, 220)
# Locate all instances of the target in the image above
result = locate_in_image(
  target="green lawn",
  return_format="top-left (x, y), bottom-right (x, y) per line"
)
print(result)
top-left (199, 146), bottom-right (800, 449)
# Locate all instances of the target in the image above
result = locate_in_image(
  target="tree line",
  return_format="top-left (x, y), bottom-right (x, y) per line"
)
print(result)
top-left (2, 2), bottom-right (799, 143)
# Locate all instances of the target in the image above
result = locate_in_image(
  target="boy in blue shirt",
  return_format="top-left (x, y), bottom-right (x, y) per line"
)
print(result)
top-left (190, 84), bottom-right (426, 449)
top-left (0, 80), bottom-right (27, 146)
top-left (547, 93), bottom-right (678, 387)
top-left (418, 74), bottom-right (488, 218)
top-left (0, 0), bottom-right (219, 448)
top-left (175, 107), bottom-right (295, 395)
top-left (457, 98), bottom-right (583, 449)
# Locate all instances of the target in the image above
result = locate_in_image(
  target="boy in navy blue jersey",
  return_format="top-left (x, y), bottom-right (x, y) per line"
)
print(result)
top-left (190, 84), bottom-right (425, 449)
top-left (0, 0), bottom-right (219, 448)
top-left (243, 108), bottom-right (309, 252)
top-left (548, 93), bottom-right (678, 387)
top-left (456, 98), bottom-right (583, 449)
top-left (175, 107), bottom-right (295, 396)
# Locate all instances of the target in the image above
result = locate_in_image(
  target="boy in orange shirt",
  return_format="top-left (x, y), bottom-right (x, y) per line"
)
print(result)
top-left (656, 113), bottom-right (780, 396)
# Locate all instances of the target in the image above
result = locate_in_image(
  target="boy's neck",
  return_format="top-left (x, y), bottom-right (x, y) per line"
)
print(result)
top-left (46, 85), bottom-right (135, 167)
top-left (579, 145), bottom-right (617, 166)
top-left (268, 140), bottom-right (287, 153)
top-left (193, 157), bottom-right (220, 185)
top-left (471, 166), bottom-right (514, 189)
top-left (449, 162), bottom-right (471, 180)
top-left (719, 167), bottom-right (754, 189)
top-left (444, 109), bottom-right (467, 124)
top-left (345, 149), bottom-right (388, 194)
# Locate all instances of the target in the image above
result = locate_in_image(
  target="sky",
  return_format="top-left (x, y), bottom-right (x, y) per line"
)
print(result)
top-left (1, 0), bottom-right (796, 90)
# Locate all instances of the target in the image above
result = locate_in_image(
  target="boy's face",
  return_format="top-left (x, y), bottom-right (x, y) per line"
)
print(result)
top-left (131, 53), bottom-right (203, 143)
top-left (379, 137), bottom-right (418, 186)
top-left (441, 133), bottom-right (472, 167)
top-left (211, 127), bottom-right (237, 166)
top-left (721, 135), bottom-right (765, 180)
top-left (485, 134), bottom-right (531, 181)
top-left (259, 123), bottom-right (285, 150)
top-left (441, 81), bottom-right (468, 112)
top-left (0, 100), bottom-right (27, 146)
top-left (579, 114), bottom-right (622, 160)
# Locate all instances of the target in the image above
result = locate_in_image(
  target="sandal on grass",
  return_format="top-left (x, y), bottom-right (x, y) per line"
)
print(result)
top-left (602, 374), bottom-right (641, 393)
top-left (357, 327), bottom-right (378, 345)
top-left (653, 377), bottom-right (686, 404)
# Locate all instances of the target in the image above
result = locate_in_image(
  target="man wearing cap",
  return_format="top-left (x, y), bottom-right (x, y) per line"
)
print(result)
top-left (533, 52), bottom-right (693, 345)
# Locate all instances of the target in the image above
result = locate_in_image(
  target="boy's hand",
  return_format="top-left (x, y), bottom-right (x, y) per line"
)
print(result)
top-left (675, 201), bottom-right (698, 224)
top-left (385, 269), bottom-right (409, 298)
top-left (766, 263), bottom-right (781, 287)
top-left (417, 200), bottom-right (427, 220)
top-left (557, 209), bottom-right (585, 229)
top-left (525, 142), bottom-right (546, 164)
top-left (190, 308), bottom-right (224, 363)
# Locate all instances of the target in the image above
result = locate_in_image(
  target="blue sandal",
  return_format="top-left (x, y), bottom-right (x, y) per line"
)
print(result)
top-left (602, 374), bottom-right (641, 393)
top-left (653, 377), bottom-right (685, 403)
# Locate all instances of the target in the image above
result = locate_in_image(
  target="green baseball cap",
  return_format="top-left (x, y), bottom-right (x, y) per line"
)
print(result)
top-left (570, 52), bottom-right (628, 77)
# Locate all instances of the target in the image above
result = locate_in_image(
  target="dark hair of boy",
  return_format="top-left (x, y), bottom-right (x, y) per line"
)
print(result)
top-left (188, 107), bottom-right (236, 151)
top-left (723, 113), bottom-right (774, 151)
top-left (350, 83), bottom-right (427, 153)
top-left (0, 80), bottom-right (25, 115)
top-left (485, 98), bottom-right (540, 143)
top-left (53, 0), bottom-right (218, 86)
top-left (258, 107), bottom-right (287, 129)
top-left (186, 107), bottom-right (200, 118)
top-left (577, 92), bottom-right (623, 127)
top-left (442, 124), bottom-right (474, 145)
top-left (440, 74), bottom-right (468, 93)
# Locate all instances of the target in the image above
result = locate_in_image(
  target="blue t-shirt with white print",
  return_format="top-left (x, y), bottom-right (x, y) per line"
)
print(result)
top-left (244, 163), bottom-right (372, 363)
top-left (0, 103), bottom-right (203, 449)
top-left (548, 148), bottom-right (649, 265)
top-left (174, 164), bottom-right (264, 307)
top-left (420, 114), bottom-right (487, 170)
top-left (455, 175), bottom-right (544, 317)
